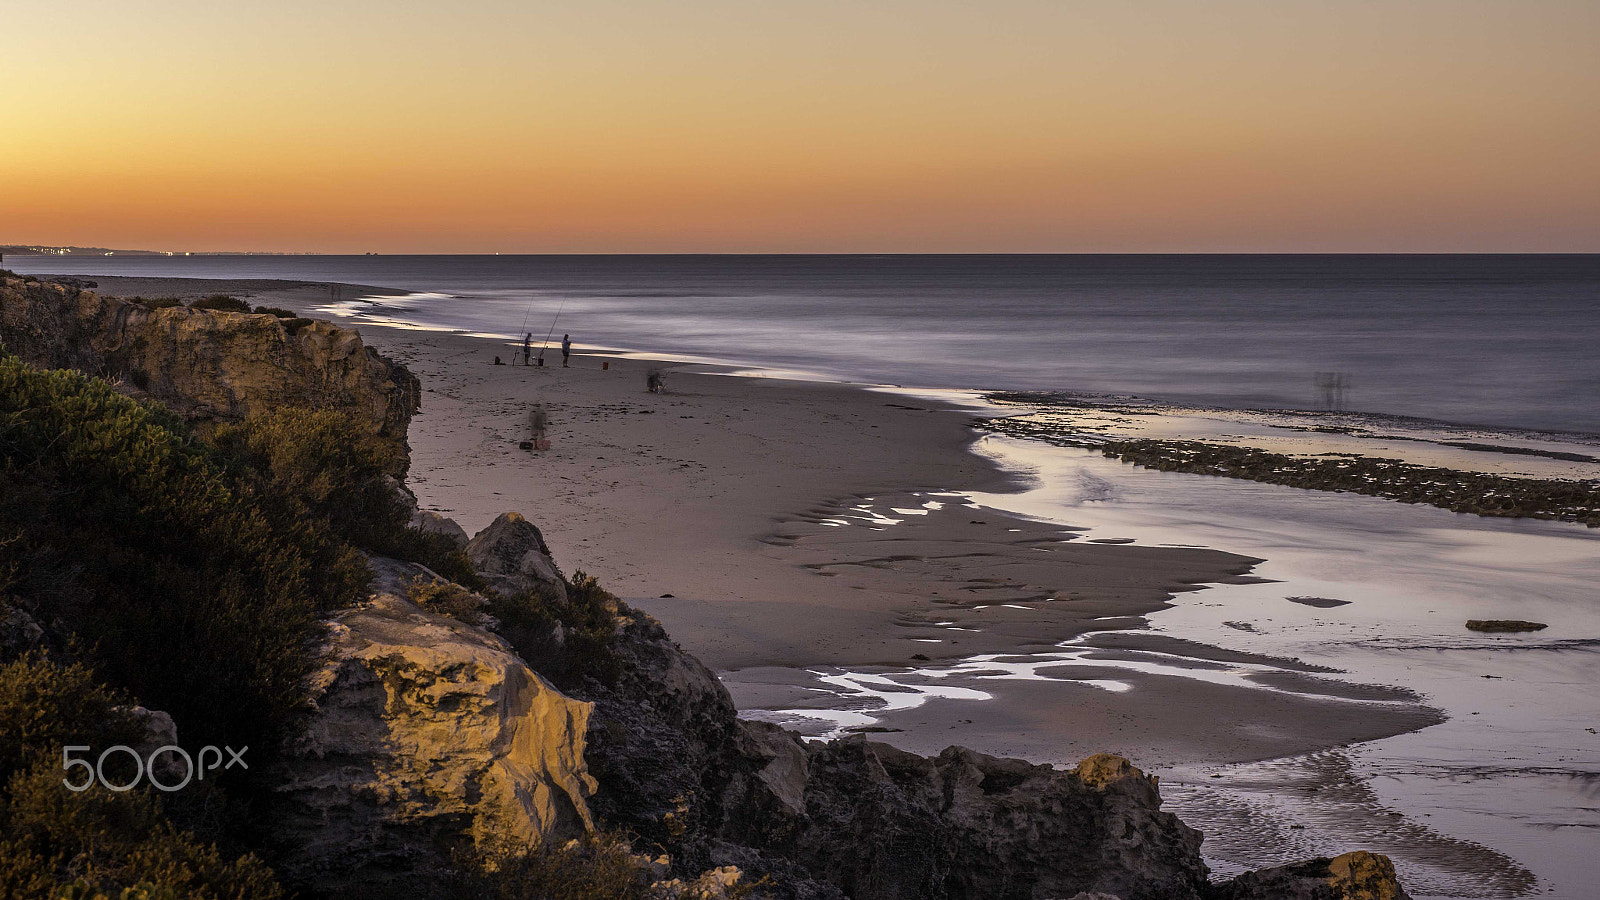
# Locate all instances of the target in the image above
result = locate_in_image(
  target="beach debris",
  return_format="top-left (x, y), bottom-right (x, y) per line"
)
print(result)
top-left (1465, 619), bottom-right (1548, 633)
top-left (646, 367), bottom-right (667, 393)
top-left (1288, 596), bottom-right (1351, 608)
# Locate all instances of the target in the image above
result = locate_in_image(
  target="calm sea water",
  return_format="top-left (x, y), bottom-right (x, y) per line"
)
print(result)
top-left (12, 254), bottom-right (1599, 434)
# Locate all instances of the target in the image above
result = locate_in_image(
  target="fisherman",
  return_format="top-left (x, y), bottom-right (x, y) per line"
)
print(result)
top-left (522, 333), bottom-right (532, 367)
top-left (561, 334), bottom-right (572, 367)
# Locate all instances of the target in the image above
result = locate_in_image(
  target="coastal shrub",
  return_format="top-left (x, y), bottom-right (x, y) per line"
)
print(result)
top-left (211, 407), bottom-right (403, 531)
top-left (408, 575), bottom-right (485, 621)
top-left (0, 354), bottom-right (368, 757)
top-left (489, 571), bottom-right (620, 689)
top-left (141, 296), bottom-right (187, 310)
top-left (212, 407), bottom-right (484, 588)
top-left (0, 654), bottom-right (285, 899)
top-left (0, 655), bottom-right (142, 786)
top-left (252, 306), bottom-right (296, 318)
top-left (0, 763), bottom-right (284, 900)
top-left (383, 527), bottom-right (484, 588)
top-left (280, 317), bottom-right (315, 333)
top-left (187, 294), bottom-right (250, 313)
top-left (452, 832), bottom-right (648, 900)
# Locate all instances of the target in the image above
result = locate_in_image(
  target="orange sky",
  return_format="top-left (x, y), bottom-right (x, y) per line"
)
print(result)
top-left (4, 1), bottom-right (1598, 253)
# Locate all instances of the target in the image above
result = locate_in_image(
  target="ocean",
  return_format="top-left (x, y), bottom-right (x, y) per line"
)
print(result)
top-left (12, 252), bottom-right (1600, 895)
top-left (11, 253), bottom-right (1600, 435)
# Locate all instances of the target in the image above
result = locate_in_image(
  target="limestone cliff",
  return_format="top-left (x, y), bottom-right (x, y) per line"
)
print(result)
top-left (0, 274), bottom-right (418, 465)
top-left (264, 556), bottom-right (597, 895)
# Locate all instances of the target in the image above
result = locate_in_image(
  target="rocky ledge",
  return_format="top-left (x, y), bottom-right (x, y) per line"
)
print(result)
top-left (0, 274), bottom-right (419, 464)
top-left (264, 556), bottom-right (596, 895)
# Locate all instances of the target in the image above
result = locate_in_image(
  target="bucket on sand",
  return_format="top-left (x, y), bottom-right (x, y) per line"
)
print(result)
top-left (602, 361), bottom-right (610, 370)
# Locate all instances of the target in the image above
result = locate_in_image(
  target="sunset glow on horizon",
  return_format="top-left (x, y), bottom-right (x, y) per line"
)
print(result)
top-left (4, 1), bottom-right (1598, 254)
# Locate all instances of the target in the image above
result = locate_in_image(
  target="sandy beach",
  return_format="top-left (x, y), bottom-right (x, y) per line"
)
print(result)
top-left (25, 271), bottom-right (1600, 897)
top-left (75, 274), bottom-right (1445, 773)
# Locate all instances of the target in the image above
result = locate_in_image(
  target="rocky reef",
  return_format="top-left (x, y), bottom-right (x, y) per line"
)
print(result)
top-left (978, 400), bottom-right (1600, 527)
top-left (0, 273), bottom-right (419, 465)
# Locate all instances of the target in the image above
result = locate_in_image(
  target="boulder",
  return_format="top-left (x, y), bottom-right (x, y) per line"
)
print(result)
top-left (0, 605), bottom-right (45, 659)
top-left (1213, 851), bottom-right (1411, 900)
top-left (410, 509), bottom-right (470, 547)
top-left (126, 705), bottom-right (186, 785)
top-left (265, 557), bottom-right (597, 896)
top-left (758, 742), bottom-right (1207, 900)
top-left (466, 511), bottom-right (567, 600)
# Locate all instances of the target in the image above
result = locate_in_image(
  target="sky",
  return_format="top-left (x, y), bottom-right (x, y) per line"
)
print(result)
top-left (3, 1), bottom-right (1598, 254)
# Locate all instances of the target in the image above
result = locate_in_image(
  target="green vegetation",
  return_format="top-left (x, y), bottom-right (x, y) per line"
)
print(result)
top-left (0, 350), bottom-right (645, 895)
top-left (488, 572), bottom-right (622, 690)
top-left (212, 407), bottom-right (483, 588)
top-left (251, 306), bottom-right (296, 318)
top-left (0, 356), bottom-right (368, 755)
top-left (455, 832), bottom-right (650, 900)
top-left (408, 575), bottom-right (485, 621)
top-left (279, 318), bottom-right (315, 333)
top-left (0, 655), bottom-right (283, 899)
top-left (186, 295), bottom-right (250, 313)
top-left (0, 656), bottom-right (142, 784)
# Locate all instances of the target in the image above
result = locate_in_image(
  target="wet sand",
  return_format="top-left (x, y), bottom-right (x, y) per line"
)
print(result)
top-left (75, 274), bottom-right (1444, 772)
top-left (44, 273), bottom-right (1600, 897)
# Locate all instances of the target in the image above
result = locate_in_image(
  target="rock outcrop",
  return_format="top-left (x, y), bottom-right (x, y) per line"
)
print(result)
top-left (566, 599), bottom-right (1209, 900)
top-left (411, 509), bottom-right (470, 547)
top-left (0, 275), bottom-right (419, 466)
top-left (1212, 851), bottom-right (1412, 900)
top-left (265, 557), bottom-right (597, 896)
top-left (757, 742), bottom-right (1207, 900)
top-left (466, 511), bottom-right (568, 601)
top-left (562, 593), bottom-right (1410, 900)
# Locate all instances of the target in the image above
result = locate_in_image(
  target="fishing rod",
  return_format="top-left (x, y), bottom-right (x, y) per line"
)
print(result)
top-left (536, 300), bottom-right (566, 365)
